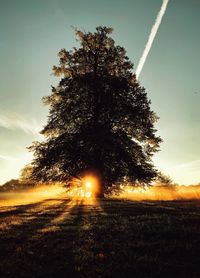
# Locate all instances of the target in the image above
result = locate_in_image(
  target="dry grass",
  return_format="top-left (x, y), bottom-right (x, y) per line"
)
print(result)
top-left (0, 197), bottom-right (200, 277)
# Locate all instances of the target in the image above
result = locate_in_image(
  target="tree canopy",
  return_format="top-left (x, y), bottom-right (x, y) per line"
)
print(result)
top-left (28, 26), bottom-right (162, 193)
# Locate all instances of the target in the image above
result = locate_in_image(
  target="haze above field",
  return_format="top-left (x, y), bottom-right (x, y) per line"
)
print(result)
top-left (0, 0), bottom-right (200, 185)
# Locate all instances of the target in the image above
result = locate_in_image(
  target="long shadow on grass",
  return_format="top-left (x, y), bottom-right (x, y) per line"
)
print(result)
top-left (0, 199), bottom-right (61, 218)
top-left (0, 199), bottom-right (68, 272)
top-left (96, 198), bottom-right (200, 278)
top-left (2, 198), bottom-right (200, 278)
top-left (0, 199), bottom-right (85, 278)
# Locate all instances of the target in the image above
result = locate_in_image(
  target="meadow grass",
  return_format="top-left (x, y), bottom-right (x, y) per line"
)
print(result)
top-left (0, 197), bottom-right (200, 277)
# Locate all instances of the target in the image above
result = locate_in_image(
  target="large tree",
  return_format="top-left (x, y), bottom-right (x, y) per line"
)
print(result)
top-left (28, 26), bottom-right (162, 196)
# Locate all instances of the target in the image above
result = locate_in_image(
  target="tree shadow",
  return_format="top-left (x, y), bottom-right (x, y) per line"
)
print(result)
top-left (0, 197), bottom-right (71, 218)
top-left (0, 198), bottom-right (85, 278)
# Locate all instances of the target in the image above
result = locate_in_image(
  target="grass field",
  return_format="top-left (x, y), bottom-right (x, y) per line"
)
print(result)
top-left (0, 196), bottom-right (200, 277)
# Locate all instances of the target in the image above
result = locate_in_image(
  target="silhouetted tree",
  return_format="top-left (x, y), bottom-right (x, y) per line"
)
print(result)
top-left (28, 26), bottom-right (162, 196)
top-left (156, 172), bottom-right (173, 186)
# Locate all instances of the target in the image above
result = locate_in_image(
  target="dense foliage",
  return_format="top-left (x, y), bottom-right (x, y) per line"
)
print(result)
top-left (28, 26), bottom-right (161, 192)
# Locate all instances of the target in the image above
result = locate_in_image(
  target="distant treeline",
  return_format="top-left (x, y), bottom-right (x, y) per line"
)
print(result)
top-left (0, 179), bottom-right (34, 192)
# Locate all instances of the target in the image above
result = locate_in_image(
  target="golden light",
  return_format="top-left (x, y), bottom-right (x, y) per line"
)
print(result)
top-left (82, 175), bottom-right (99, 198)
top-left (0, 184), bottom-right (65, 207)
top-left (85, 181), bottom-right (92, 189)
top-left (115, 183), bottom-right (200, 201)
top-left (67, 174), bottom-right (100, 200)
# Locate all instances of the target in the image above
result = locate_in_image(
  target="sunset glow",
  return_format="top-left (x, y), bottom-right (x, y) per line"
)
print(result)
top-left (117, 184), bottom-right (200, 201)
top-left (0, 184), bottom-right (65, 207)
top-left (66, 174), bottom-right (100, 200)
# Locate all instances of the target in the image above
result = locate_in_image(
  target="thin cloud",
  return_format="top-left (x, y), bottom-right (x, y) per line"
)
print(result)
top-left (0, 114), bottom-right (43, 135)
top-left (0, 154), bottom-right (16, 161)
top-left (175, 160), bottom-right (200, 170)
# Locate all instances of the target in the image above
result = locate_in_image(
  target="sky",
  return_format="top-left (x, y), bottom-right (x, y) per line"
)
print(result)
top-left (0, 0), bottom-right (200, 185)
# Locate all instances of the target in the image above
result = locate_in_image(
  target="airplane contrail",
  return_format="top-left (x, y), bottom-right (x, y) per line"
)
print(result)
top-left (135, 0), bottom-right (169, 79)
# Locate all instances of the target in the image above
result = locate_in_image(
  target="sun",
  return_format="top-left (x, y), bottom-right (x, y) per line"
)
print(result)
top-left (67, 174), bottom-right (100, 199)
top-left (82, 175), bottom-right (99, 198)
top-left (85, 180), bottom-right (92, 189)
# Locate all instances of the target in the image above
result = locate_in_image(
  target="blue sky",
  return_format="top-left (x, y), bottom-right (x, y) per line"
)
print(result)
top-left (0, 0), bottom-right (200, 185)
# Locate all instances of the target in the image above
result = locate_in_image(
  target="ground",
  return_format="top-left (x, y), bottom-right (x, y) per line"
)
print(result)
top-left (0, 196), bottom-right (200, 277)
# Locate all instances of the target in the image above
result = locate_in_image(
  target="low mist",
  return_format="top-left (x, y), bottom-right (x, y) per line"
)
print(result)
top-left (118, 184), bottom-right (200, 201)
top-left (1, 183), bottom-right (200, 207)
top-left (0, 184), bottom-right (65, 207)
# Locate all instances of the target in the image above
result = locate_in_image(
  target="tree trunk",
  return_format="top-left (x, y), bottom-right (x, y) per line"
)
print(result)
top-left (96, 178), bottom-right (104, 198)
